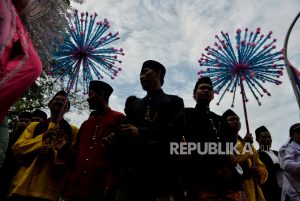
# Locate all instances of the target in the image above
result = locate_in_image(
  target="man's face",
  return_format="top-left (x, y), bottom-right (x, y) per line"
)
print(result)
top-left (18, 118), bottom-right (31, 129)
top-left (226, 115), bottom-right (241, 133)
top-left (87, 89), bottom-right (104, 110)
top-left (292, 131), bottom-right (300, 144)
top-left (194, 83), bottom-right (214, 105)
top-left (140, 68), bottom-right (160, 90)
top-left (49, 95), bottom-right (69, 115)
top-left (256, 132), bottom-right (272, 150)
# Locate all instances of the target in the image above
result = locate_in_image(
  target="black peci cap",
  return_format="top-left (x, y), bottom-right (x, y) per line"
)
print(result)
top-left (194, 77), bottom-right (213, 93)
top-left (89, 80), bottom-right (113, 101)
top-left (222, 109), bottom-right (238, 119)
top-left (141, 60), bottom-right (166, 85)
top-left (255, 126), bottom-right (270, 137)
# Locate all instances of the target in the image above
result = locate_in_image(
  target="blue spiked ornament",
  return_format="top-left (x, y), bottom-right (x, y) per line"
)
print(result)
top-left (198, 27), bottom-right (285, 133)
top-left (49, 9), bottom-right (125, 94)
top-left (198, 27), bottom-right (284, 108)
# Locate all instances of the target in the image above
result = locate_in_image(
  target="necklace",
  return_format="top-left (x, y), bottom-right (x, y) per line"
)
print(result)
top-left (144, 106), bottom-right (158, 122)
top-left (90, 125), bottom-right (103, 147)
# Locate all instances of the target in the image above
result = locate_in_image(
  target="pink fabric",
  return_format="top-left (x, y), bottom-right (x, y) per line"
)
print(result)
top-left (0, 1), bottom-right (42, 123)
top-left (0, 0), bottom-right (12, 55)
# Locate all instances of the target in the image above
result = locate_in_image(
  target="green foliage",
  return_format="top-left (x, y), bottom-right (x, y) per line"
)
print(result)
top-left (7, 75), bottom-right (53, 132)
top-left (7, 73), bottom-right (88, 132)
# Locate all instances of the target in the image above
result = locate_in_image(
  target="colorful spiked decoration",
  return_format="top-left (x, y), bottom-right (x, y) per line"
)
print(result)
top-left (198, 27), bottom-right (285, 132)
top-left (198, 27), bottom-right (284, 107)
top-left (49, 9), bottom-right (125, 94)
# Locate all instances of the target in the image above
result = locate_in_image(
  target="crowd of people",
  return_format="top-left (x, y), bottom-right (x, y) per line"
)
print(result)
top-left (0, 60), bottom-right (299, 201)
top-left (1, 0), bottom-right (299, 201)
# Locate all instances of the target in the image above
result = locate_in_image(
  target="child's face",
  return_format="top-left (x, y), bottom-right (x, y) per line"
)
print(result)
top-left (293, 131), bottom-right (300, 144)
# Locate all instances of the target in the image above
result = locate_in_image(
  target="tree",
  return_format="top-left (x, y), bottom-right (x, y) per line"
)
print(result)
top-left (7, 73), bottom-right (53, 132)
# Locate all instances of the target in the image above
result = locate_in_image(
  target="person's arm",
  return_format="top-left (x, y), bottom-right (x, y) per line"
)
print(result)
top-left (253, 147), bottom-right (268, 184)
top-left (236, 141), bottom-right (268, 184)
top-left (282, 145), bottom-right (300, 175)
top-left (101, 113), bottom-right (127, 169)
top-left (54, 124), bottom-right (79, 164)
top-left (13, 122), bottom-right (62, 158)
top-left (235, 139), bottom-right (253, 163)
top-left (12, 122), bottom-right (44, 158)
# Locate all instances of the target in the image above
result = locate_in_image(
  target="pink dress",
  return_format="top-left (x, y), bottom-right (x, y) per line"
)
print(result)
top-left (0, 0), bottom-right (42, 123)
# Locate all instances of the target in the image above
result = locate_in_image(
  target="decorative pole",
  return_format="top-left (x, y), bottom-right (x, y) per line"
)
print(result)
top-left (240, 77), bottom-right (250, 133)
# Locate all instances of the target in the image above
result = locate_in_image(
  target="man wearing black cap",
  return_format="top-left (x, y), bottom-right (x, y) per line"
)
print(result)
top-left (255, 126), bottom-right (282, 201)
top-left (7, 111), bottom-right (32, 149)
top-left (220, 109), bottom-right (267, 201)
top-left (7, 91), bottom-right (79, 201)
top-left (17, 111), bottom-right (32, 130)
top-left (118, 60), bottom-right (185, 201)
top-left (31, 109), bottom-right (47, 123)
top-left (62, 81), bottom-right (125, 201)
top-left (183, 77), bottom-right (231, 200)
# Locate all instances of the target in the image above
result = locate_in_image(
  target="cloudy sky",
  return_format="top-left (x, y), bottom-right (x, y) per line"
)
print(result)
top-left (66, 0), bottom-right (300, 150)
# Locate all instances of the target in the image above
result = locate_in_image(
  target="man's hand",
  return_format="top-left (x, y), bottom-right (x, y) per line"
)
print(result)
top-left (43, 128), bottom-right (69, 150)
top-left (43, 128), bottom-right (60, 141)
top-left (119, 124), bottom-right (139, 139)
top-left (250, 166), bottom-right (260, 180)
top-left (102, 132), bottom-right (117, 146)
top-left (52, 134), bottom-right (69, 151)
top-left (243, 133), bottom-right (253, 144)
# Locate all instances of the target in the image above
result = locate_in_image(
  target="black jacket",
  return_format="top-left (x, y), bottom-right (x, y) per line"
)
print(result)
top-left (124, 89), bottom-right (185, 194)
top-left (258, 150), bottom-right (282, 201)
top-left (183, 105), bottom-right (224, 190)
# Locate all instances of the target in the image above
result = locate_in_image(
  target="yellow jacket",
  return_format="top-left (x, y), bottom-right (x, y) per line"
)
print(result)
top-left (9, 121), bottom-right (78, 201)
top-left (236, 138), bottom-right (268, 201)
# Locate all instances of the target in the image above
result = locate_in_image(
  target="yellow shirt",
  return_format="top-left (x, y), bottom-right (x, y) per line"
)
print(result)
top-left (9, 121), bottom-right (78, 201)
top-left (236, 138), bottom-right (268, 201)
